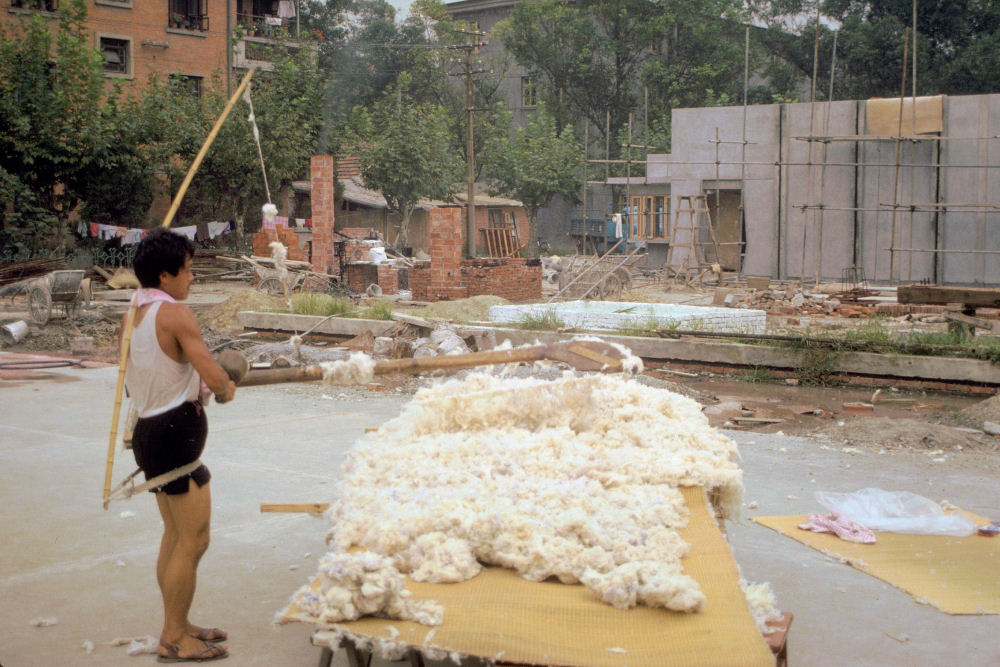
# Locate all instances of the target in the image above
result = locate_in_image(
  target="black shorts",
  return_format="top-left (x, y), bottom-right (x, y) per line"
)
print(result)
top-left (131, 400), bottom-right (211, 495)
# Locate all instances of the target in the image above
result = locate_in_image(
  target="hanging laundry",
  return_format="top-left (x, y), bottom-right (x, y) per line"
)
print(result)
top-left (208, 221), bottom-right (230, 239)
top-left (89, 222), bottom-right (100, 237)
top-left (294, 218), bottom-right (306, 228)
top-left (196, 221), bottom-right (210, 242)
top-left (123, 228), bottom-right (144, 245)
top-left (278, 0), bottom-right (296, 18)
top-left (173, 225), bottom-right (198, 241)
top-left (273, 216), bottom-right (289, 228)
top-left (77, 221), bottom-right (88, 237)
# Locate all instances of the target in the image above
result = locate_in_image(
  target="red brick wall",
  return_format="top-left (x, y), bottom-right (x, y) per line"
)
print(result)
top-left (461, 259), bottom-right (541, 302)
top-left (421, 207), bottom-right (468, 301)
top-left (1, 2), bottom-right (230, 95)
top-left (251, 227), bottom-right (308, 262)
top-left (310, 155), bottom-right (336, 273)
top-left (377, 264), bottom-right (399, 295)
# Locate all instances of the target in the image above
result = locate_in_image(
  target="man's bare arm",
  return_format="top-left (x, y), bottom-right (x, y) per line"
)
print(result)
top-left (163, 304), bottom-right (235, 402)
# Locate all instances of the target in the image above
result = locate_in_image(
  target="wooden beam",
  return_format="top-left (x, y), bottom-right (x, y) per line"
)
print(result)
top-left (260, 503), bottom-right (330, 514)
top-left (897, 284), bottom-right (1000, 307)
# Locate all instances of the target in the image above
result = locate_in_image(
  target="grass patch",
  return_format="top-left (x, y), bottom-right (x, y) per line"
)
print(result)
top-left (738, 366), bottom-right (772, 384)
top-left (359, 299), bottom-right (394, 321)
top-left (516, 309), bottom-right (566, 330)
top-left (290, 293), bottom-right (353, 316)
top-left (616, 312), bottom-right (663, 337)
top-left (842, 318), bottom-right (892, 344)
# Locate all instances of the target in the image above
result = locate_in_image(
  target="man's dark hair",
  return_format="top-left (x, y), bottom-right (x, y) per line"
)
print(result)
top-left (132, 228), bottom-right (195, 288)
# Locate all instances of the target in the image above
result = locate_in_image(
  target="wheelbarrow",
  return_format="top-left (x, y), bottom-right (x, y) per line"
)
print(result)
top-left (27, 269), bottom-right (86, 325)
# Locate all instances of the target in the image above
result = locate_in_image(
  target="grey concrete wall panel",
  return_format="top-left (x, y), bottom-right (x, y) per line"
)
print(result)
top-left (940, 95), bottom-right (1000, 285)
top-left (669, 105), bottom-right (781, 275)
top-left (856, 138), bottom-right (937, 283)
top-left (780, 101), bottom-right (858, 280)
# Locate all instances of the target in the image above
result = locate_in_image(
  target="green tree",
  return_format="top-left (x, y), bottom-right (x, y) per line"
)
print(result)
top-left (752, 0), bottom-right (1000, 100)
top-left (349, 76), bottom-right (462, 248)
top-left (181, 42), bottom-right (325, 230)
top-left (483, 107), bottom-right (583, 251)
top-left (0, 0), bottom-right (109, 253)
top-left (496, 0), bottom-right (748, 153)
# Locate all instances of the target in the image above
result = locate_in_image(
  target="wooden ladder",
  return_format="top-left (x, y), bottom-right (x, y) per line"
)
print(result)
top-left (666, 194), bottom-right (723, 286)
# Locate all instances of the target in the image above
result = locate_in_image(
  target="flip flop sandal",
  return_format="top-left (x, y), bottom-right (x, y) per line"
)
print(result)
top-left (157, 639), bottom-right (229, 663)
top-left (190, 627), bottom-right (227, 643)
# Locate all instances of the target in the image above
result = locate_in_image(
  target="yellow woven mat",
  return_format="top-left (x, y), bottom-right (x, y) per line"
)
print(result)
top-left (753, 513), bottom-right (999, 615)
top-left (282, 486), bottom-right (774, 666)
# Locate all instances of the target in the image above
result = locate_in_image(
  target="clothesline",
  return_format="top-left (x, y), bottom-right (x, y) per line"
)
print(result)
top-left (76, 221), bottom-right (234, 245)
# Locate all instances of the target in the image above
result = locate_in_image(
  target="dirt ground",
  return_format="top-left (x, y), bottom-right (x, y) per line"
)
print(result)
top-left (2, 280), bottom-right (998, 458)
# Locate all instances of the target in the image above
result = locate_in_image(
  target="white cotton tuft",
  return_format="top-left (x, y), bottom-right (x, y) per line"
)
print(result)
top-left (739, 579), bottom-right (783, 632)
top-left (262, 203), bottom-right (278, 224)
top-left (292, 551), bottom-right (443, 627)
top-left (293, 371), bottom-right (747, 629)
top-left (320, 353), bottom-right (376, 386)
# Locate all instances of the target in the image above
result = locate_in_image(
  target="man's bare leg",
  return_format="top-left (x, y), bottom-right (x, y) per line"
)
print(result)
top-left (157, 478), bottom-right (227, 658)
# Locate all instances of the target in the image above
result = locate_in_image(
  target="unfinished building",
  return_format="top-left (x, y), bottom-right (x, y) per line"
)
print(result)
top-left (604, 93), bottom-right (1000, 287)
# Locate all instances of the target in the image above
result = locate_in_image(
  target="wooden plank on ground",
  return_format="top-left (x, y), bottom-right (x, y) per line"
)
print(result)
top-left (897, 284), bottom-right (1000, 307)
top-left (260, 503), bottom-right (330, 514)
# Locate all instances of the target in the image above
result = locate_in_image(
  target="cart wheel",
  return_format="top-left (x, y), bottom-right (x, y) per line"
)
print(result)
top-left (257, 277), bottom-right (285, 296)
top-left (28, 287), bottom-right (52, 325)
top-left (615, 268), bottom-right (633, 293)
top-left (599, 275), bottom-right (621, 300)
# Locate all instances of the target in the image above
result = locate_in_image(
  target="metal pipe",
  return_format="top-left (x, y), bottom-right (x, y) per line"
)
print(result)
top-left (888, 27), bottom-right (910, 284)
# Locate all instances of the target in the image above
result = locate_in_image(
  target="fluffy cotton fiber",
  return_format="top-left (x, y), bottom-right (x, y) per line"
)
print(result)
top-left (294, 370), bottom-right (748, 630)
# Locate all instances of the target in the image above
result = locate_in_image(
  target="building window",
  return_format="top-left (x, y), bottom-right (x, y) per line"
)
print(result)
top-left (10, 0), bottom-right (58, 10)
top-left (168, 0), bottom-right (209, 31)
top-left (521, 76), bottom-right (537, 108)
top-left (170, 74), bottom-right (203, 98)
top-left (100, 37), bottom-right (130, 75)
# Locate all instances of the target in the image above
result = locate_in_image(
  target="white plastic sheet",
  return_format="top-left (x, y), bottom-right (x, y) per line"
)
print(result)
top-left (815, 488), bottom-right (975, 537)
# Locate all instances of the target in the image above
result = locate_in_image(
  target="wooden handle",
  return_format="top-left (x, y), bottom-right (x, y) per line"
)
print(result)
top-left (238, 346), bottom-right (549, 387)
top-left (239, 365), bottom-right (325, 386)
top-left (373, 346), bottom-right (546, 374)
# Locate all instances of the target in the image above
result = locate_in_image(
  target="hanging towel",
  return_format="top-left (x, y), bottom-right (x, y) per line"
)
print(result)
top-left (123, 228), bottom-right (144, 245)
top-left (77, 221), bottom-right (87, 237)
top-left (174, 225), bottom-right (198, 241)
top-left (196, 221), bottom-right (210, 242)
top-left (89, 222), bottom-right (100, 237)
top-left (273, 215), bottom-right (289, 228)
top-left (278, 0), bottom-right (296, 18)
top-left (208, 221), bottom-right (230, 239)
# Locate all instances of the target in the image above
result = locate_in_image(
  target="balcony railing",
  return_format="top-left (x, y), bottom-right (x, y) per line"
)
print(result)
top-left (168, 13), bottom-right (209, 32)
top-left (237, 12), bottom-right (294, 38)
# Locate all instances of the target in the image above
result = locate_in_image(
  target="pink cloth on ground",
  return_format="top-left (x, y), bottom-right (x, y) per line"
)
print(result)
top-left (798, 512), bottom-right (877, 544)
top-left (130, 288), bottom-right (211, 402)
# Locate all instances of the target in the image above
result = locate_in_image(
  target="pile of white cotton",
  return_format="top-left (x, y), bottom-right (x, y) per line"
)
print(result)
top-left (293, 370), bottom-right (749, 627)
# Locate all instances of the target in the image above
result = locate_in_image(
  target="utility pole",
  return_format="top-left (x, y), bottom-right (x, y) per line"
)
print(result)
top-left (449, 32), bottom-right (486, 258)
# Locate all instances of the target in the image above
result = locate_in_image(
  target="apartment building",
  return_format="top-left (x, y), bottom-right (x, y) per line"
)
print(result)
top-left (2, 0), bottom-right (302, 95)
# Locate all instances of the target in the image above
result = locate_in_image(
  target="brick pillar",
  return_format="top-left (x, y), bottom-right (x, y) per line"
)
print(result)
top-left (426, 207), bottom-right (468, 301)
top-left (310, 155), bottom-right (335, 273)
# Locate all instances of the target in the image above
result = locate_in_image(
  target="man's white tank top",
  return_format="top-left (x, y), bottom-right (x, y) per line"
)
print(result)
top-left (125, 301), bottom-right (200, 418)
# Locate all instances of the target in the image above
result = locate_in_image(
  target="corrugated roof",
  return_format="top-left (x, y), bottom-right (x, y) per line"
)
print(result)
top-left (452, 192), bottom-right (525, 207)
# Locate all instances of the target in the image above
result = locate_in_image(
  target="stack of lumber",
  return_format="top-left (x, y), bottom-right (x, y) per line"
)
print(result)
top-left (0, 257), bottom-right (67, 287)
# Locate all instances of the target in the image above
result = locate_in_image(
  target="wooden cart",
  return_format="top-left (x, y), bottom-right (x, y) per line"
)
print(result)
top-left (27, 269), bottom-right (86, 325)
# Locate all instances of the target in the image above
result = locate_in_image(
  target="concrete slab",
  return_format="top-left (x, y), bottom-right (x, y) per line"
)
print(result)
top-left (2, 358), bottom-right (998, 666)
top-left (488, 300), bottom-right (767, 334)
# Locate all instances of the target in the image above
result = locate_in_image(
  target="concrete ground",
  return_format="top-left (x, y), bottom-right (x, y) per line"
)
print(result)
top-left (2, 360), bottom-right (998, 666)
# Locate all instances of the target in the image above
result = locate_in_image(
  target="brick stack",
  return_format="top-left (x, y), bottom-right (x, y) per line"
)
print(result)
top-left (310, 155), bottom-right (336, 273)
top-left (461, 258), bottom-right (541, 302)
